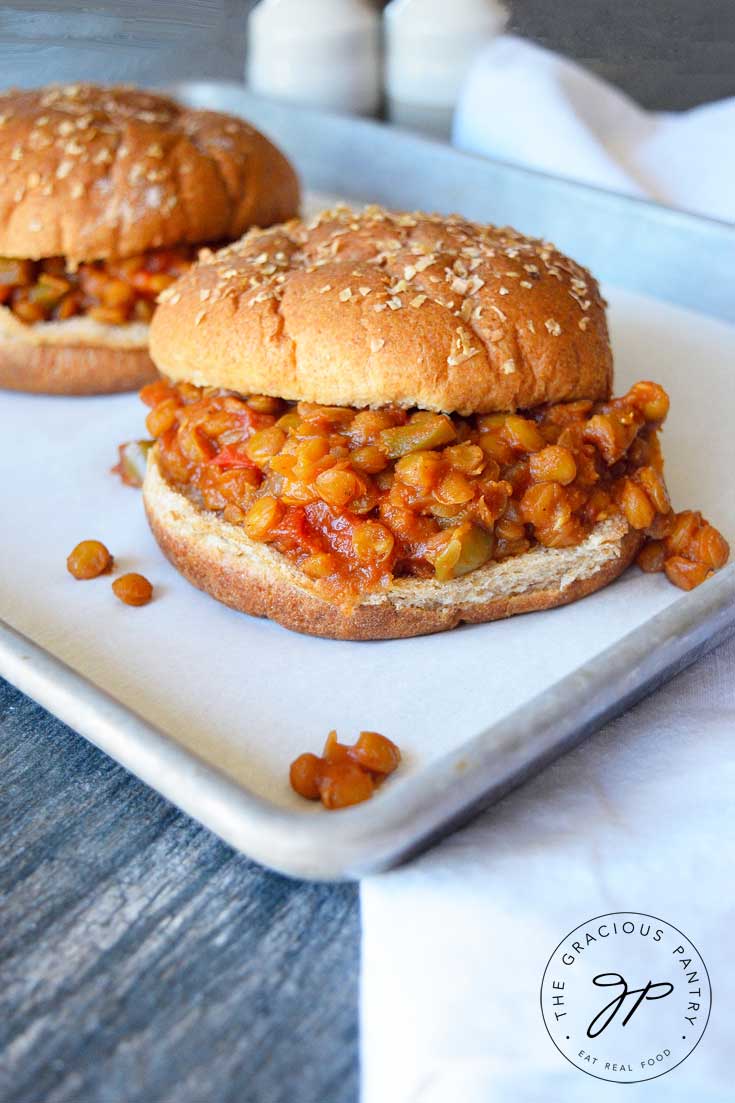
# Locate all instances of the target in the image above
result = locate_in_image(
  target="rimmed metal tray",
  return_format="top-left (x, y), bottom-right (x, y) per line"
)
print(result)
top-left (1, 83), bottom-right (733, 880)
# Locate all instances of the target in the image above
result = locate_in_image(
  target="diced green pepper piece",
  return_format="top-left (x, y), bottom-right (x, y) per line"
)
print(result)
top-left (434, 523), bottom-right (493, 582)
top-left (380, 413), bottom-right (456, 458)
top-left (0, 257), bottom-right (34, 286)
top-left (115, 439), bottom-right (153, 488)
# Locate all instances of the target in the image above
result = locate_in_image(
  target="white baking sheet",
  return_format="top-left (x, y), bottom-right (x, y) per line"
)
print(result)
top-left (1, 284), bottom-right (733, 815)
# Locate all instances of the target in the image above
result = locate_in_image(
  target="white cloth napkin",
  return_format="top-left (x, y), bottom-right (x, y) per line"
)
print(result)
top-left (453, 35), bottom-right (735, 223)
top-left (362, 637), bottom-right (735, 1102)
top-left (361, 39), bottom-right (735, 1103)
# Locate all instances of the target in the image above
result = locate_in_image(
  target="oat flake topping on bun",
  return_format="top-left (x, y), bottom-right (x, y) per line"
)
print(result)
top-left (0, 82), bottom-right (299, 263)
top-left (151, 205), bottom-right (611, 415)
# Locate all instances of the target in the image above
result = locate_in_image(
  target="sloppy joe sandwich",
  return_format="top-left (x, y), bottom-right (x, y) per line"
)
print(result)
top-left (0, 83), bottom-right (300, 394)
top-left (140, 206), bottom-right (729, 640)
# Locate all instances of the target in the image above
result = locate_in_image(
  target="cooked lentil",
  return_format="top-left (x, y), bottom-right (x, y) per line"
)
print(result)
top-left (289, 730), bottom-right (402, 810)
top-left (66, 539), bottom-right (113, 579)
top-left (112, 572), bottom-right (153, 606)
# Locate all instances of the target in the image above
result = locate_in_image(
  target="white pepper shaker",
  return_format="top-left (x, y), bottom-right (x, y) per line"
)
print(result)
top-left (247, 0), bottom-right (381, 118)
top-left (384, 0), bottom-right (507, 139)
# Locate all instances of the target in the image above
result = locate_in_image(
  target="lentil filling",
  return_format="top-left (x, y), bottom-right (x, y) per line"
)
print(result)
top-left (0, 246), bottom-right (194, 326)
top-left (141, 378), bottom-right (729, 604)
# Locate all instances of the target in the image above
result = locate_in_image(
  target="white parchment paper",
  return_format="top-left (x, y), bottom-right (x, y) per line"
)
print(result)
top-left (1, 287), bottom-right (733, 813)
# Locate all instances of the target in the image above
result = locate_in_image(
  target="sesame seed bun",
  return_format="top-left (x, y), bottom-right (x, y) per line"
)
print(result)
top-left (150, 206), bottom-right (612, 416)
top-left (0, 83), bottom-right (300, 264)
top-left (143, 447), bottom-right (641, 641)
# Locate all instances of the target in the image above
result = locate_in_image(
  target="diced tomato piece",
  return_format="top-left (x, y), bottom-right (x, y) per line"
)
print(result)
top-left (208, 445), bottom-right (259, 470)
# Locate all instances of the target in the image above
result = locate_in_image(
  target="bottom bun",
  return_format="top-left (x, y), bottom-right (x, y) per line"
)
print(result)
top-left (0, 336), bottom-right (156, 395)
top-left (144, 448), bottom-right (643, 641)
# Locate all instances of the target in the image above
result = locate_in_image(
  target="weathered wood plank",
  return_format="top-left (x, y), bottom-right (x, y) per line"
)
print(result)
top-left (0, 680), bottom-right (359, 1103)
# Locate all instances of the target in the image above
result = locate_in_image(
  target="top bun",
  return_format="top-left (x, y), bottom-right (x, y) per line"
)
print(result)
top-left (150, 206), bottom-right (613, 415)
top-left (0, 83), bottom-right (300, 264)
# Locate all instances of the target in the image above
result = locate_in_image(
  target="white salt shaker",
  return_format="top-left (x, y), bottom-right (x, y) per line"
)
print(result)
top-left (384, 0), bottom-right (507, 139)
top-left (247, 0), bottom-right (381, 118)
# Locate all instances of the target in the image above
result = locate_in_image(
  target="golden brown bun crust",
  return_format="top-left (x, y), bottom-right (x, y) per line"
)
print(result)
top-left (0, 336), bottom-right (156, 394)
top-left (144, 448), bottom-right (641, 641)
top-left (150, 206), bottom-right (612, 415)
top-left (0, 83), bottom-right (300, 263)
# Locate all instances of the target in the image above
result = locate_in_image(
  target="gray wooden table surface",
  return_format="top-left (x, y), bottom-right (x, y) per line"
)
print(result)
top-left (0, 680), bottom-right (359, 1103)
top-left (1, 4), bottom-right (733, 1101)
